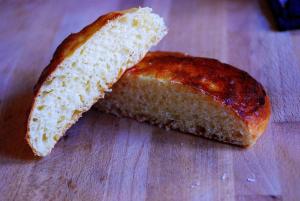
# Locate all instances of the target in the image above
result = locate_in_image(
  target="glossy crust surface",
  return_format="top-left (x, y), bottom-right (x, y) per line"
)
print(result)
top-left (125, 51), bottom-right (271, 143)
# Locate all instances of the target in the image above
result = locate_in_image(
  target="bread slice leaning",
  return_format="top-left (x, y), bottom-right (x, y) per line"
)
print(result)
top-left (27, 8), bottom-right (167, 156)
top-left (96, 51), bottom-right (271, 147)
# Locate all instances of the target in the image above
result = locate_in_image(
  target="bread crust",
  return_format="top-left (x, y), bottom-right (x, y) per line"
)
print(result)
top-left (119, 51), bottom-right (271, 146)
top-left (26, 10), bottom-right (127, 156)
top-left (33, 12), bottom-right (123, 94)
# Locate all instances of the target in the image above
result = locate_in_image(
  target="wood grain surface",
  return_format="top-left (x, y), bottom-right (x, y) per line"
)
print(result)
top-left (0, 0), bottom-right (300, 201)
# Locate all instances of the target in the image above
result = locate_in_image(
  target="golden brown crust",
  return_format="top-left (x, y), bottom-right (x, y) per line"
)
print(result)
top-left (34, 12), bottom-right (123, 95)
top-left (26, 10), bottom-right (126, 156)
top-left (125, 51), bottom-right (271, 141)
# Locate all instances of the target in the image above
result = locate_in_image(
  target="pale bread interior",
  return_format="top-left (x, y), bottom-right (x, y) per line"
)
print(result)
top-left (28, 7), bottom-right (167, 156)
top-left (96, 74), bottom-right (252, 146)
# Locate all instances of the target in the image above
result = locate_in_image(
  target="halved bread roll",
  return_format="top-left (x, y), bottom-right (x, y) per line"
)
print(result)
top-left (27, 8), bottom-right (167, 156)
top-left (96, 51), bottom-right (271, 147)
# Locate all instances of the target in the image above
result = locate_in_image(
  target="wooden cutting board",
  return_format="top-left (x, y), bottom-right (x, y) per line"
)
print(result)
top-left (0, 0), bottom-right (299, 200)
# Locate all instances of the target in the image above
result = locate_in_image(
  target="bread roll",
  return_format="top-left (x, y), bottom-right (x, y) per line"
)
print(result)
top-left (96, 51), bottom-right (271, 147)
top-left (27, 8), bottom-right (167, 156)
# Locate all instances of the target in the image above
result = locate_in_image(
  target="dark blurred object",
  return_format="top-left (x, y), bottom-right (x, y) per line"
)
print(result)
top-left (268, 0), bottom-right (300, 31)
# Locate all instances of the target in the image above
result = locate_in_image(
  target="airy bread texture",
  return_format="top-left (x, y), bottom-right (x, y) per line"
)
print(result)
top-left (27, 8), bottom-right (167, 156)
top-left (96, 52), bottom-right (271, 147)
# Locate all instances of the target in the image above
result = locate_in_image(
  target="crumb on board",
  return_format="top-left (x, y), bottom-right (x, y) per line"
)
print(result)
top-left (190, 181), bottom-right (200, 188)
top-left (247, 178), bottom-right (256, 182)
top-left (221, 173), bottom-right (227, 181)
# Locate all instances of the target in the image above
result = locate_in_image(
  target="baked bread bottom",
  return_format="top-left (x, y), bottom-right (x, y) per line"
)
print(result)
top-left (96, 52), bottom-right (271, 147)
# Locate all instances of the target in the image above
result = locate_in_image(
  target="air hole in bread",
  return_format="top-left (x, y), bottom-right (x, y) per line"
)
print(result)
top-left (85, 80), bottom-right (91, 92)
top-left (53, 135), bottom-right (59, 142)
top-left (45, 79), bottom-right (54, 86)
top-left (132, 18), bottom-right (139, 27)
top-left (79, 95), bottom-right (84, 103)
top-left (57, 116), bottom-right (65, 124)
top-left (80, 48), bottom-right (85, 55)
top-left (42, 133), bottom-right (48, 142)
top-left (72, 110), bottom-right (81, 118)
top-left (37, 105), bottom-right (45, 111)
top-left (42, 90), bottom-right (53, 96)
top-left (96, 82), bottom-right (105, 93)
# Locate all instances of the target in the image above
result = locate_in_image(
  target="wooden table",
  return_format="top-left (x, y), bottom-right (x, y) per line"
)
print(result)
top-left (1, 1), bottom-right (299, 200)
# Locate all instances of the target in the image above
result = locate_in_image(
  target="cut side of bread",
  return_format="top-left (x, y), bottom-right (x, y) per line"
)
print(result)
top-left (96, 52), bottom-right (271, 147)
top-left (27, 8), bottom-right (167, 156)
